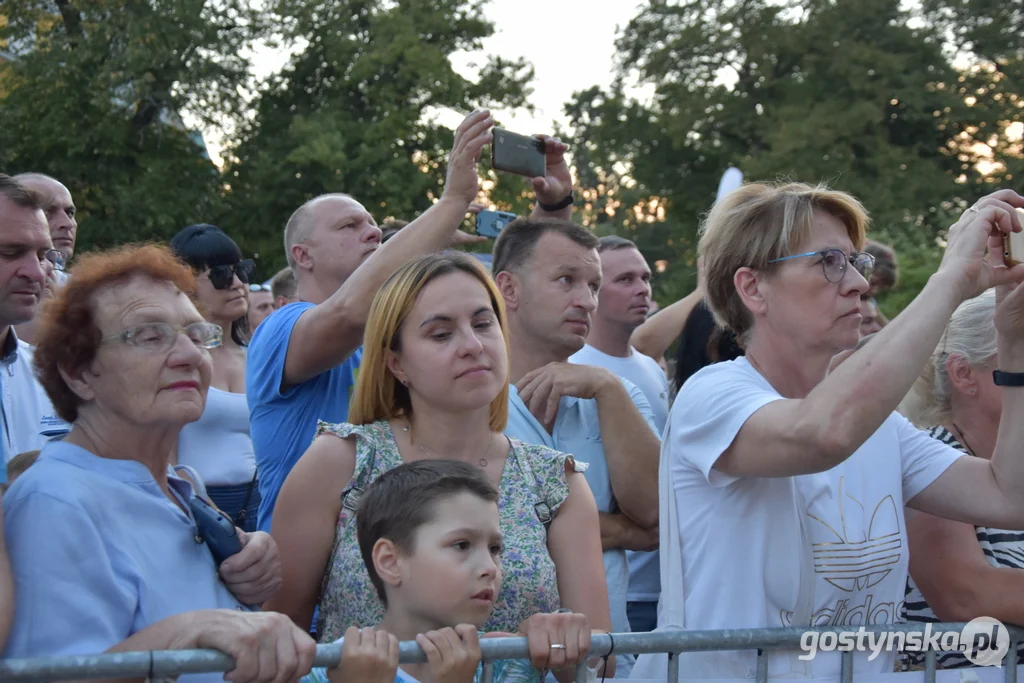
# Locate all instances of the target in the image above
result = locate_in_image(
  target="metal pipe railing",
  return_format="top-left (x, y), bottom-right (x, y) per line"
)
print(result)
top-left (2, 624), bottom-right (1023, 683)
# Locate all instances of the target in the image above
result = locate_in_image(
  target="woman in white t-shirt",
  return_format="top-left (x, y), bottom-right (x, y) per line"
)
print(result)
top-left (170, 224), bottom-right (260, 531)
top-left (646, 182), bottom-right (1024, 679)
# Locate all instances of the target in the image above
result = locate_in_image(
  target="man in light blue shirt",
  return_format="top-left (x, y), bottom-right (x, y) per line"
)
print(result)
top-left (492, 218), bottom-right (661, 677)
top-left (570, 236), bottom-right (669, 634)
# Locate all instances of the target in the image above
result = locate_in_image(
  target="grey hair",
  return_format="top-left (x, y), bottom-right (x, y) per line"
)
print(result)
top-left (900, 289), bottom-right (997, 427)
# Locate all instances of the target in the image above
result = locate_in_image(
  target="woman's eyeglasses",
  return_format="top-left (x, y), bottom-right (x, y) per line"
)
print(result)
top-left (101, 322), bottom-right (223, 352)
top-left (205, 260), bottom-right (255, 290)
top-left (769, 248), bottom-right (875, 284)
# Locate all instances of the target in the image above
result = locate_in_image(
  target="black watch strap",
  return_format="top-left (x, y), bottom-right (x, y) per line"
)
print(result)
top-left (993, 370), bottom-right (1024, 386)
top-left (537, 192), bottom-right (574, 212)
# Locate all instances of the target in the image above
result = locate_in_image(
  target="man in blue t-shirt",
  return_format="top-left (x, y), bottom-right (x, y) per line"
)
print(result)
top-left (247, 109), bottom-right (498, 532)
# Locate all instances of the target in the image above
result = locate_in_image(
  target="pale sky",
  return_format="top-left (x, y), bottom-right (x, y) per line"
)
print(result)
top-left (202, 0), bottom-right (649, 165)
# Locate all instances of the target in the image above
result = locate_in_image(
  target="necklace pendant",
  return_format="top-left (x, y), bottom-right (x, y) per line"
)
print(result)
top-left (479, 458), bottom-right (488, 468)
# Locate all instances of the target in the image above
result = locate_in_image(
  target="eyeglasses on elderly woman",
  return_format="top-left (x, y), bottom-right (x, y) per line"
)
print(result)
top-left (769, 248), bottom-right (875, 284)
top-left (100, 321), bottom-right (223, 353)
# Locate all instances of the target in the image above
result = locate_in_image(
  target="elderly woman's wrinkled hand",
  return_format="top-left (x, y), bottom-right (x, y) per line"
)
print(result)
top-left (185, 609), bottom-right (316, 683)
top-left (219, 531), bottom-right (283, 606)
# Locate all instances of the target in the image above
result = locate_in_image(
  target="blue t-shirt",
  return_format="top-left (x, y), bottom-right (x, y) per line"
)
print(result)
top-left (3, 441), bottom-right (246, 683)
top-left (247, 302), bottom-right (362, 532)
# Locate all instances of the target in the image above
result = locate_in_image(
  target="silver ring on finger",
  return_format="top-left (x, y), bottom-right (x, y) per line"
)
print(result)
top-left (967, 205), bottom-right (981, 214)
top-left (550, 643), bottom-right (567, 650)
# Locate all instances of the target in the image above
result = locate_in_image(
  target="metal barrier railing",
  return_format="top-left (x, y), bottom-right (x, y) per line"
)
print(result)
top-left (1, 624), bottom-right (1022, 683)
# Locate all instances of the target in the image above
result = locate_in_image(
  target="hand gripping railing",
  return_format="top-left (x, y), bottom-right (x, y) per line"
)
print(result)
top-left (1, 624), bottom-right (1023, 683)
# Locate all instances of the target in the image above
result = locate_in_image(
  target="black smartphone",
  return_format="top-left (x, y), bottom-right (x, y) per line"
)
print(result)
top-left (491, 128), bottom-right (546, 178)
top-left (190, 495), bottom-right (243, 566)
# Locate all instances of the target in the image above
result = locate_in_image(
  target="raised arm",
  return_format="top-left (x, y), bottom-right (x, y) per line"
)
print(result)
top-left (716, 191), bottom-right (1024, 479)
top-left (282, 110), bottom-right (495, 387)
top-left (266, 434), bottom-right (356, 629)
top-left (631, 288), bottom-right (703, 360)
top-left (904, 279), bottom-right (1024, 529)
top-left (528, 135), bottom-right (575, 222)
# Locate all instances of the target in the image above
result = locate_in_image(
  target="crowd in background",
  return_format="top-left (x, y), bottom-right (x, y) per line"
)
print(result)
top-left (2, 107), bottom-right (1024, 683)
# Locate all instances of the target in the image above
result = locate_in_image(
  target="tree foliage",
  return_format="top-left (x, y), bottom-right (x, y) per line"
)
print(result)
top-left (220, 0), bottom-right (533, 276)
top-left (563, 0), bottom-right (1023, 313)
top-left (0, 0), bottom-right (263, 248)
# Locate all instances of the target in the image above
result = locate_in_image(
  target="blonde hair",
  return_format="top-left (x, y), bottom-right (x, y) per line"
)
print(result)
top-left (348, 252), bottom-right (510, 431)
top-left (900, 290), bottom-right (997, 427)
top-left (699, 181), bottom-right (870, 341)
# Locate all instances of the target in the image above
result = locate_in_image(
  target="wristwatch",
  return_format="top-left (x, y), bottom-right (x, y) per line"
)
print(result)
top-left (993, 370), bottom-right (1024, 386)
top-left (537, 192), bottom-right (574, 212)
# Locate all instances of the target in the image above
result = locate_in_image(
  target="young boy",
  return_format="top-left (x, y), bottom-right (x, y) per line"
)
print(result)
top-left (304, 460), bottom-right (591, 683)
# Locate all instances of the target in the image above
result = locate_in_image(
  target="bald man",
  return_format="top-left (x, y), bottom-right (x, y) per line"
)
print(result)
top-left (14, 174), bottom-right (77, 262)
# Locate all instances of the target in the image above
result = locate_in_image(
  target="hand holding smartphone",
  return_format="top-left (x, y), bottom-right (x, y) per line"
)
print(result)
top-left (491, 128), bottom-right (546, 178)
top-left (1004, 208), bottom-right (1024, 266)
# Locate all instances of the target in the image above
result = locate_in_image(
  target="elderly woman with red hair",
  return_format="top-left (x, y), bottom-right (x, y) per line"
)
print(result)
top-left (3, 244), bottom-right (315, 683)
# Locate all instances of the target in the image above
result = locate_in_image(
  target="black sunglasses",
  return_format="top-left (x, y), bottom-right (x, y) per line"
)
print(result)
top-left (206, 259), bottom-right (255, 290)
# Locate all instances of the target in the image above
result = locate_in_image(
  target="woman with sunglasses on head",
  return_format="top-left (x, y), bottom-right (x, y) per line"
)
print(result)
top-left (170, 224), bottom-right (261, 531)
top-left (635, 183), bottom-right (1024, 680)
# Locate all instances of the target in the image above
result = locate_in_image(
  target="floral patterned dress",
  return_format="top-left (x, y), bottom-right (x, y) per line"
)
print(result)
top-left (314, 419), bottom-right (588, 642)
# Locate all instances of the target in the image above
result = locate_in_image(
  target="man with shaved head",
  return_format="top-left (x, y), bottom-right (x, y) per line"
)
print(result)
top-left (247, 110), bottom-right (578, 531)
top-left (14, 174), bottom-right (77, 263)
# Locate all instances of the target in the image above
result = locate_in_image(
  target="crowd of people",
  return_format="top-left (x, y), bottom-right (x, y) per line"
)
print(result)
top-left (2, 106), bottom-right (1024, 683)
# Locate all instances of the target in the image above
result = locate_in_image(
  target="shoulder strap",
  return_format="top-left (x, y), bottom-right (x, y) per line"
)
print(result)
top-left (171, 464), bottom-right (210, 502)
top-left (339, 428), bottom-right (382, 514)
top-left (512, 440), bottom-right (556, 530)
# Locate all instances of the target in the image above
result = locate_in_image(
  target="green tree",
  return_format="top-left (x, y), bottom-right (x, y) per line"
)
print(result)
top-left (0, 0), bottom-right (263, 250)
top-left (563, 0), bottom-right (1022, 314)
top-left (221, 0), bottom-right (533, 275)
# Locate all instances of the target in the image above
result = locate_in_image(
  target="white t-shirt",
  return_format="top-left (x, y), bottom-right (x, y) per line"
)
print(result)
top-left (668, 358), bottom-right (962, 678)
top-left (570, 344), bottom-right (668, 603)
top-left (1, 332), bottom-right (69, 460)
top-left (177, 387), bottom-right (256, 486)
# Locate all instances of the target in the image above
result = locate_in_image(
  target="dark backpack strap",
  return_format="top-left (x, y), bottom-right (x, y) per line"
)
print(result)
top-left (233, 469), bottom-right (259, 526)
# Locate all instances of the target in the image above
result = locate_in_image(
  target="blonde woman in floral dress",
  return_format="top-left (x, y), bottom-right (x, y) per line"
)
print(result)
top-left (268, 252), bottom-right (612, 677)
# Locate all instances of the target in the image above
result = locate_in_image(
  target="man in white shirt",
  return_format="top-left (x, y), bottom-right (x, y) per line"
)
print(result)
top-left (493, 218), bottom-right (661, 676)
top-left (0, 175), bottom-right (68, 460)
top-left (570, 235), bottom-right (668, 633)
